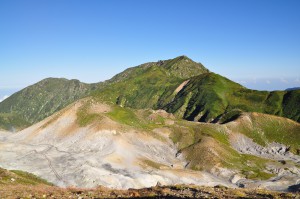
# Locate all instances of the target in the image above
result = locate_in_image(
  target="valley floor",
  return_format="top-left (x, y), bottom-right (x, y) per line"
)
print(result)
top-left (0, 100), bottom-right (299, 194)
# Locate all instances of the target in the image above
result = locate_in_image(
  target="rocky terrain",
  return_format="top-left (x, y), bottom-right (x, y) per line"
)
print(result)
top-left (0, 100), bottom-right (233, 189)
top-left (0, 56), bottom-right (299, 197)
top-left (0, 98), bottom-right (299, 193)
top-left (1, 184), bottom-right (299, 199)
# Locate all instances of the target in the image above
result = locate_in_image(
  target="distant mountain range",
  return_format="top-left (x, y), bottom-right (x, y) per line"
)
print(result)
top-left (286, 87), bottom-right (300, 91)
top-left (0, 56), bottom-right (299, 131)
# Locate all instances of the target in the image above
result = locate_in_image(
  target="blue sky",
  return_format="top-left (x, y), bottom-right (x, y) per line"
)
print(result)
top-left (0, 0), bottom-right (300, 99)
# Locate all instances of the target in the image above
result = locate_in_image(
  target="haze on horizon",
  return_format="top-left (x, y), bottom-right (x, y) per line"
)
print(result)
top-left (0, 0), bottom-right (299, 99)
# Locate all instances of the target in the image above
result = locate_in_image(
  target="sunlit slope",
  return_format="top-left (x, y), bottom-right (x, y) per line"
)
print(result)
top-left (93, 66), bottom-right (300, 123)
top-left (0, 55), bottom-right (299, 132)
top-left (227, 112), bottom-right (300, 154)
top-left (0, 78), bottom-right (96, 130)
top-left (0, 167), bottom-right (52, 186)
top-left (92, 55), bottom-right (209, 109)
top-left (1, 98), bottom-right (297, 189)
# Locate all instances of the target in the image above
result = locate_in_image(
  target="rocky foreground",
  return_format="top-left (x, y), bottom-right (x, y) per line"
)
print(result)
top-left (0, 184), bottom-right (299, 199)
top-left (1, 167), bottom-right (298, 198)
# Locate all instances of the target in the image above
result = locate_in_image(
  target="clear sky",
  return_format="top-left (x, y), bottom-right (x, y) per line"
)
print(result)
top-left (0, 0), bottom-right (299, 99)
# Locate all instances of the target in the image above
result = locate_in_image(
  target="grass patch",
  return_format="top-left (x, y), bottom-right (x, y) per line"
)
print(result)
top-left (106, 105), bottom-right (166, 131)
top-left (169, 121), bottom-right (276, 180)
top-left (10, 170), bottom-right (53, 185)
top-left (0, 167), bottom-right (53, 186)
top-left (232, 113), bottom-right (300, 154)
top-left (76, 102), bottom-right (103, 127)
top-left (107, 106), bottom-right (144, 128)
top-left (142, 159), bottom-right (164, 169)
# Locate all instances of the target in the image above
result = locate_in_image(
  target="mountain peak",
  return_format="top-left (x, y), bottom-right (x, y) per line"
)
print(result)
top-left (156, 55), bottom-right (190, 65)
top-left (176, 55), bottom-right (190, 60)
top-left (159, 55), bottom-right (209, 79)
top-left (108, 56), bottom-right (209, 83)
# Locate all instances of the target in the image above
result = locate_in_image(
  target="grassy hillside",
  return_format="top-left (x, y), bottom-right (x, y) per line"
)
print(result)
top-left (92, 55), bottom-right (209, 109)
top-left (0, 113), bottom-right (29, 131)
top-left (0, 56), bottom-right (299, 131)
top-left (0, 78), bottom-right (96, 130)
top-left (92, 56), bottom-right (300, 123)
top-left (228, 112), bottom-right (300, 154)
top-left (164, 73), bottom-right (300, 122)
top-left (94, 66), bottom-right (300, 123)
top-left (0, 167), bottom-right (52, 186)
top-left (107, 55), bottom-right (208, 83)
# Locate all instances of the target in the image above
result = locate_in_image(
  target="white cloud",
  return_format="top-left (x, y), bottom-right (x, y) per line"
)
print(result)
top-left (265, 80), bottom-right (271, 84)
top-left (237, 80), bottom-right (247, 84)
top-left (280, 78), bottom-right (288, 84)
top-left (0, 95), bottom-right (9, 102)
top-left (251, 77), bottom-right (257, 84)
top-left (295, 78), bottom-right (300, 83)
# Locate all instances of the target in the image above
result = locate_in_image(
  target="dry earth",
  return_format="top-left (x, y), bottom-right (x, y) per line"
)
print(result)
top-left (0, 100), bottom-right (299, 193)
top-left (1, 184), bottom-right (299, 199)
top-left (0, 101), bottom-right (232, 189)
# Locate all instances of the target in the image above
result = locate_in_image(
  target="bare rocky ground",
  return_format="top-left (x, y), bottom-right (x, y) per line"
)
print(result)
top-left (0, 100), bottom-right (299, 196)
top-left (228, 132), bottom-right (300, 190)
top-left (224, 114), bottom-right (300, 191)
top-left (0, 101), bottom-right (233, 189)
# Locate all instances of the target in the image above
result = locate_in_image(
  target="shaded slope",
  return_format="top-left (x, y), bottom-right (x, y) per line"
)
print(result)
top-left (281, 89), bottom-right (300, 122)
top-left (0, 78), bottom-right (96, 130)
top-left (164, 73), bottom-right (244, 122)
top-left (0, 113), bottom-right (29, 131)
top-left (164, 73), bottom-right (300, 122)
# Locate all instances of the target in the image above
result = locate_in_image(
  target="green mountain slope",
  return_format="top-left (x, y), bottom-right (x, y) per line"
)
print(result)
top-left (0, 55), bottom-right (299, 131)
top-left (0, 113), bottom-right (29, 132)
top-left (92, 57), bottom-right (300, 123)
top-left (92, 55), bottom-right (209, 109)
top-left (0, 78), bottom-right (96, 130)
top-left (164, 73), bottom-right (300, 122)
top-left (107, 55), bottom-right (208, 83)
